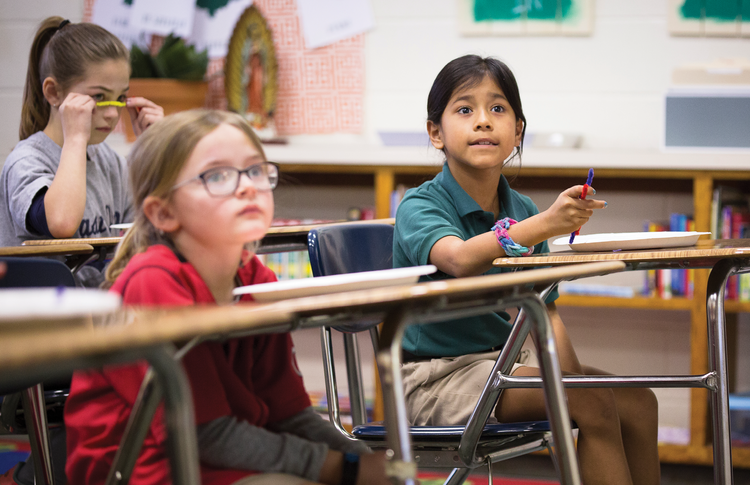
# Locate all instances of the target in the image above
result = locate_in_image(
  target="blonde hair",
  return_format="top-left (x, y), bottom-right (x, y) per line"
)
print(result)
top-left (20, 17), bottom-right (129, 140)
top-left (104, 109), bottom-right (267, 288)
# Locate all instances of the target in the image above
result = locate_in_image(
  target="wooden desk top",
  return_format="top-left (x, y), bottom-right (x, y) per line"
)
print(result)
top-left (0, 304), bottom-right (294, 371)
top-left (23, 237), bottom-right (120, 248)
top-left (0, 243), bottom-right (94, 257)
top-left (259, 261), bottom-right (626, 317)
top-left (266, 218), bottom-right (395, 236)
top-left (493, 239), bottom-right (750, 268)
top-left (20, 218), bottom-right (396, 249)
top-left (0, 261), bottom-right (623, 371)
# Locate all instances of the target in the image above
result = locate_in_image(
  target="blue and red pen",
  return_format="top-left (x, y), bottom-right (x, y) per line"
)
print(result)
top-left (569, 168), bottom-right (594, 244)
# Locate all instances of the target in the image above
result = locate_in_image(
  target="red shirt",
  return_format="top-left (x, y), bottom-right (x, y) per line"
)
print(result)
top-left (65, 245), bottom-right (311, 485)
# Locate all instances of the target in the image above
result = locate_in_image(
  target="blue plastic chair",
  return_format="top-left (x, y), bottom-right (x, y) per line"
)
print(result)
top-left (307, 223), bottom-right (562, 485)
top-left (0, 257), bottom-right (77, 485)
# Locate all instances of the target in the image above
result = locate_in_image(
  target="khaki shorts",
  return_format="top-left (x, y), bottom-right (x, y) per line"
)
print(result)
top-left (401, 350), bottom-right (527, 426)
top-left (231, 474), bottom-right (320, 485)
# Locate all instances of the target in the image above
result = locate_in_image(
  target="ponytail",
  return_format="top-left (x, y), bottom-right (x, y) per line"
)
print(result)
top-left (20, 17), bottom-right (63, 140)
top-left (19, 17), bottom-right (129, 140)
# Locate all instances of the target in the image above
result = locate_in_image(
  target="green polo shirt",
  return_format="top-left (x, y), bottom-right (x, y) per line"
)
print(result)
top-left (393, 163), bottom-right (559, 357)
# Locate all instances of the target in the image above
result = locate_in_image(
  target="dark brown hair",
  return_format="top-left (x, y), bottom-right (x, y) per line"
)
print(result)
top-left (20, 17), bottom-right (130, 140)
top-left (427, 55), bottom-right (526, 163)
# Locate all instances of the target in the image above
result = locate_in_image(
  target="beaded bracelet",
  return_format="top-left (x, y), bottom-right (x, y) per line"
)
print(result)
top-left (491, 217), bottom-right (534, 257)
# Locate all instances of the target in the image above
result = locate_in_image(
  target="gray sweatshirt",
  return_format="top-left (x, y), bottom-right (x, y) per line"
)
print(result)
top-left (0, 132), bottom-right (133, 286)
top-left (197, 407), bottom-right (371, 481)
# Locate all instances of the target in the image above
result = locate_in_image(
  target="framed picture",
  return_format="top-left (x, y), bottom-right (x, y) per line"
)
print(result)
top-left (457, 0), bottom-right (595, 36)
top-left (669, 0), bottom-right (750, 37)
top-left (224, 5), bottom-right (278, 129)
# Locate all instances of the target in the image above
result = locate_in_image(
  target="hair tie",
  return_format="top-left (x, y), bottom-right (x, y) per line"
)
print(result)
top-left (58, 19), bottom-right (70, 30)
top-left (491, 217), bottom-right (534, 257)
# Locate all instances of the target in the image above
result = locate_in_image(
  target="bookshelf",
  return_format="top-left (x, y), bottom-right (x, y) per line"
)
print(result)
top-left (264, 144), bottom-right (750, 468)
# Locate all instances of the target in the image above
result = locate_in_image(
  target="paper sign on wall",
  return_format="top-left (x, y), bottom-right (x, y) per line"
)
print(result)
top-left (189, 0), bottom-right (253, 58)
top-left (296, 0), bottom-right (374, 49)
top-left (91, 0), bottom-right (150, 47)
top-left (129, 0), bottom-right (196, 38)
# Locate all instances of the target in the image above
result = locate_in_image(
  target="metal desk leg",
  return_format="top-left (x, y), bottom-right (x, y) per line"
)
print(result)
top-left (22, 383), bottom-right (54, 485)
top-left (522, 295), bottom-right (581, 485)
top-left (458, 285), bottom-right (558, 467)
top-left (146, 348), bottom-right (201, 485)
top-left (105, 369), bottom-right (162, 485)
top-left (706, 259), bottom-right (736, 485)
top-left (377, 307), bottom-right (416, 485)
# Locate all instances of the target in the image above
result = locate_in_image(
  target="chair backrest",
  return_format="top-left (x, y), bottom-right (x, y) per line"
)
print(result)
top-left (307, 223), bottom-right (394, 426)
top-left (0, 257), bottom-right (76, 395)
top-left (307, 223), bottom-right (394, 277)
top-left (0, 257), bottom-right (76, 288)
top-left (0, 257), bottom-right (77, 484)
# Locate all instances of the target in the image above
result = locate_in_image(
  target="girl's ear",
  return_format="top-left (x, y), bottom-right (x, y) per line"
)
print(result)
top-left (42, 77), bottom-right (63, 109)
top-left (143, 195), bottom-right (180, 234)
top-left (514, 119), bottom-right (524, 147)
top-left (427, 120), bottom-right (444, 150)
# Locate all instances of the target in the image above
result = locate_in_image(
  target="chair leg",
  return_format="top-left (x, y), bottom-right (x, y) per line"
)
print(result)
top-left (487, 459), bottom-right (493, 485)
top-left (22, 383), bottom-right (54, 485)
top-left (547, 443), bottom-right (561, 481)
top-left (444, 467), bottom-right (471, 485)
top-left (343, 333), bottom-right (368, 426)
top-left (369, 326), bottom-right (380, 355)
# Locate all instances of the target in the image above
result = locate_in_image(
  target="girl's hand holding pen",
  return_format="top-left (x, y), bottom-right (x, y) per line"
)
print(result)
top-left (542, 184), bottom-right (606, 236)
top-left (126, 96), bottom-right (164, 137)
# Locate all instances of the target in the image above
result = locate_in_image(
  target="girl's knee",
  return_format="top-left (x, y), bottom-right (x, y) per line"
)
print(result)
top-left (568, 387), bottom-right (619, 429)
top-left (635, 387), bottom-right (658, 413)
top-left (623, 387), bottom-right (659, 428)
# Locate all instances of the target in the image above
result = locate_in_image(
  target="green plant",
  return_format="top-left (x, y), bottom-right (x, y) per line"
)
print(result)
top-left (130, 34), bottom-right (208, 81)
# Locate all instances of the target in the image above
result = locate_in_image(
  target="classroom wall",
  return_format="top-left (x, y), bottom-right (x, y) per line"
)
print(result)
top-left (364, 0), bottom-right (750, 149)
top-left (0, 1), bottom-right (85, 160)
top-left (2, 0), bottom-right (749, 162)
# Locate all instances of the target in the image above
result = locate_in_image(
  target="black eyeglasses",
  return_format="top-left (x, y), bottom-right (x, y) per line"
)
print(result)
top-left (172, 162), bottom-right (279, 197)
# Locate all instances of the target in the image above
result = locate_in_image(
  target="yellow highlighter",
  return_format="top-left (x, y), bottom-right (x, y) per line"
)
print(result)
top-left (95, 101), bottom-right (126, 108)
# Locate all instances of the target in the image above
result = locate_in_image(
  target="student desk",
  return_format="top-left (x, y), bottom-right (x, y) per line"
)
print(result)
top-left (0, 261), bottom-right (623, 485)
top-left (23, 236), bottom-right (122, 273)
top-left (0, 303), bottom-right (297, 485)
top-left (493, 238), bottom-right (750, 485)
top-left (258, 218), bottom-right (395, 254)
top-left (0, 243), bottom-right (94, 258)
top-left (20, 218), bottom-right (396, 256)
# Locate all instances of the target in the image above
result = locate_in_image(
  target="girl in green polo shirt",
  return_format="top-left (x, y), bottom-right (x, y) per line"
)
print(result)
top-left (393, 55), bottom-right (658, 485)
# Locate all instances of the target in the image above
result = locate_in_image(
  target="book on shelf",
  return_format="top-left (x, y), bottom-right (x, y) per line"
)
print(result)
top-left (644, 221), bottom-right (671, 299)
top-left (644, 215), bottom-right (697, 299)
top-left (257, 251), bottom-right (312, 281)
top-left (712, 188), bottom-right (750, 301)
top-left (711, 185), bottom-right (748, 240)
top-left (558, 282), bottom-right (635, 298)
top-left (389, 184), bottom-right (408, 218)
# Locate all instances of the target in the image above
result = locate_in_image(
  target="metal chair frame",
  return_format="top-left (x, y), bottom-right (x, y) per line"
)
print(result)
top-left (307, 224), bottom-right (563, 484)
top-left (0, 257), bottom-right (78, 485)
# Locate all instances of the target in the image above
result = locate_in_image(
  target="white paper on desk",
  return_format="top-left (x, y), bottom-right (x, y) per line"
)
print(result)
top-left (188, 0), bottom-right (253, 59)
top-left (296, 0), bottom-right (375, 49)
top-left (92, 0), bottom-right (150, 48)
top-left (130, 0), bottom-right (196, 38)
